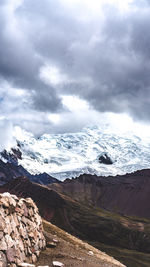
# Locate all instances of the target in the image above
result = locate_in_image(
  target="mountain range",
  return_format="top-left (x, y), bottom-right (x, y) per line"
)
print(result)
top-left (1, 154), bottom-right (150, 266)
top-left (10, 126), bottom-right (150, 180)
top-left (1, 127), bottom-right (150, 266)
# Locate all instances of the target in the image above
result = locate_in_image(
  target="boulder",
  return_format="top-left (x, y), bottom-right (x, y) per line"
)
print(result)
top-left (18, 264), bottom-right (35, 267)
top-left (53, 261), bottom-right (64, 267)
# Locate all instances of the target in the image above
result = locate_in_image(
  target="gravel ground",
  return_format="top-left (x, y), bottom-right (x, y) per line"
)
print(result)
top-left (36, 220), bottom-right (126, 267)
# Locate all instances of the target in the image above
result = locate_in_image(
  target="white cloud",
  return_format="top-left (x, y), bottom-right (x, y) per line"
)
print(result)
top-left (0, 0), bottom-right (150, 140)
top-left (0, 119), bottom-right (15, 151)
top-left (40, 65), bottom-right (68, 86)
top-left (61, 0), bottom-right (134, 18)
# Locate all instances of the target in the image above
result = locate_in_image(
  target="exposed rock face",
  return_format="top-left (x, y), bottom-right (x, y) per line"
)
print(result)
top-left (0, 193), bottom-right (46, 266)
top-left (99, 153), bottom-right (113, 165)
top-left (11, 148), bottom-right (22, 160)
top-left (0, 159), bottom-right (59, 186)
top-left (1, 148), bottom-right (22, 165)
top-left (1, 149), bottom-right (20, 166)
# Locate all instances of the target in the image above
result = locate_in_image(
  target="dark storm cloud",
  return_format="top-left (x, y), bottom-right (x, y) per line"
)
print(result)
top-left (0, 0), bottom-right (63, 112)
top-left (1, 0), bottom-right (150, 133)
top-left (55, 2), bottom-right (150, 121)
top-left (31, 88), bottom-right (62, 112)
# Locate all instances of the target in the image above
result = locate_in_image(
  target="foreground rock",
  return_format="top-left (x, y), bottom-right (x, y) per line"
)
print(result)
top-left (52, 261), bottom-right (64, 267)
top-left (0, 193), bottom-right (46, 266)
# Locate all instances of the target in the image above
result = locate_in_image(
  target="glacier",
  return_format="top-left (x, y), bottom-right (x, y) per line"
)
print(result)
top-left (9, 125), bottom-right (150, 181)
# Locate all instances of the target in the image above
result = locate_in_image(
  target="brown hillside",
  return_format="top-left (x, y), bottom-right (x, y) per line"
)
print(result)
top-left (37, 220), bottom-right (125, 267)
top-left (49, 170), bottom-right (150, 219)
top-left (1, 176), bottom-right (150, 266)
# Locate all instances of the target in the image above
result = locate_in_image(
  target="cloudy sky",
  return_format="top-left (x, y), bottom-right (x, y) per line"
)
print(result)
top-left (1, 0), bottom-right (150, 142)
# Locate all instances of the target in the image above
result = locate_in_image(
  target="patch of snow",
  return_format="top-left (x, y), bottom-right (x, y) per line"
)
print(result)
top-left (9, 125), bottom-right (150, 181)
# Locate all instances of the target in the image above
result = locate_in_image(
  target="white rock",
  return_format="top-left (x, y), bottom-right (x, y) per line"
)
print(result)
top-left (5, 234), bottom-right (14, 248)
top-left (88, 251), bottom-right (94, 256)
top-left (18, 263), bottom-right (35, 267)
top-left (0, 237), bottom-right (7, 250)
top-left (53, 239), bottom-right (59, 243)
top-left (2, 192), bottom-right (11, 197)
top-left (53, 261), bottom-right (64, 267)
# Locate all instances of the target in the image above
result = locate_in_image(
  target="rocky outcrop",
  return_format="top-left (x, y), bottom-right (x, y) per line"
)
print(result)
top-left (99, 153), bottom-right (113, 165)
top-left (0, 158), bottom-right (59, 186)
top-left (1, 150), bottom-right (19, 165)
top-left (0, 193), bottom-right (46, 266)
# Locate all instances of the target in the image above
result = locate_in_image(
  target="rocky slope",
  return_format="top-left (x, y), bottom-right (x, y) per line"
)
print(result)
top-left (37, 220), bottom-right (125, 267)
top-left (0, 191), bottom-right (124, 267)
top-left (1, 176), bottom-right (150, 266)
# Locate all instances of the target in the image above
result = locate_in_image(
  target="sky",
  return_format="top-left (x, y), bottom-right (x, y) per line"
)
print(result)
top-left (1, 0), bottom-right (150, 145)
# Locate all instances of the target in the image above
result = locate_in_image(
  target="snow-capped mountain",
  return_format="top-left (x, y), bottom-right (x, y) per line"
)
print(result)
top-left (6, 125), bottom-right (150, 181)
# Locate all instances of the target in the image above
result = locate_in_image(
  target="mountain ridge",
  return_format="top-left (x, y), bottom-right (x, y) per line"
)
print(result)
top-left (1, 149), bottom-right (150, 266)
top-left (0, 158), bottom-right (60, 186)
top-left (49, 169), bottom-right (150, 219)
